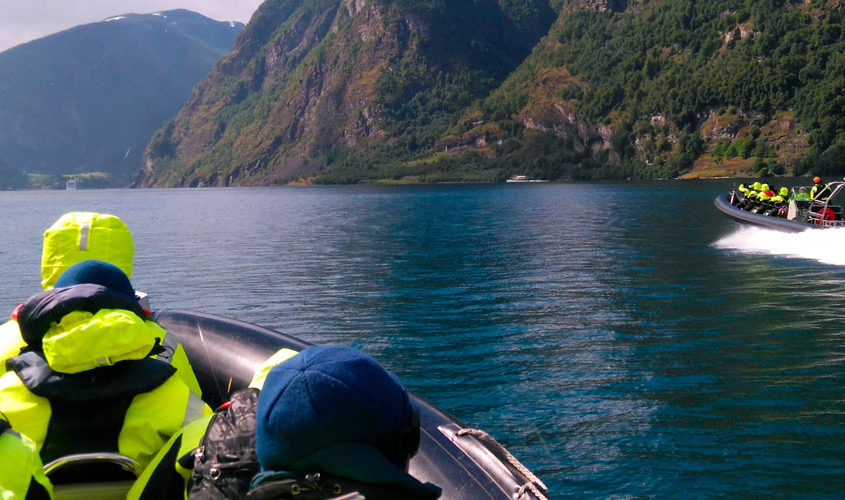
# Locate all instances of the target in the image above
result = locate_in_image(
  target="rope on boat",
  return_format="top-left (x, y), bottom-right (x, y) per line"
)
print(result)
top-left (456, 427), bottom-right (549, 500)
top-left (197, 323), bottom-right (227, 405)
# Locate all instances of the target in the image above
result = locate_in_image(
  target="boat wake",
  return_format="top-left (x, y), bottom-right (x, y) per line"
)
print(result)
top-left (714, 226), bottom-right (845, 266)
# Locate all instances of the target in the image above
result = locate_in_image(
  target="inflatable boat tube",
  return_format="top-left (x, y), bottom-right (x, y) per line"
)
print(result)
top-left (154, 310), bottom-right (549, 500)
top-left (713, 194), bottom-right (812, 233)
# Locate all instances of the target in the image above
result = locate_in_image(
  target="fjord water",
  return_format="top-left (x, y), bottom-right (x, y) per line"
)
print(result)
top-left (3, 181), bottom-right (845, 499)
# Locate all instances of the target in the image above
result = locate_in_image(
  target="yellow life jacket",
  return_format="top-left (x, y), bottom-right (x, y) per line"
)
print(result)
top-left (0, 421), bottom-right (54, 499)
top-left (0, 361), bottom-right (210, 469)
top-left (0, 317), bottom-right (202, 398)
top-left (249, 348), bottom-right (299, 390)
top-left (0, 319), bottom-right (25, 364)
top-left (40, 308), bottom-right (163, 374)
top-left (0, 298), bottom-right (211, 468)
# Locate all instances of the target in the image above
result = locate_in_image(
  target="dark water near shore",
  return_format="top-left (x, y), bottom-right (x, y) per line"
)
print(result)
top-left (3, 181), bottom-right (845, 499)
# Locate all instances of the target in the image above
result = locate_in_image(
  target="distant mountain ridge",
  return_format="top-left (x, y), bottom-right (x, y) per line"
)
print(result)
top-left (134, 0), bottom-right (845, 186)
top-left (0, 9), bottom-right (243, 185)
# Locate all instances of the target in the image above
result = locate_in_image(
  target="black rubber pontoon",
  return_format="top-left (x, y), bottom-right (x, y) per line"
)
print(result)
top-left (713, 193), bottom-right (813, 232)
top-left (154, 310), bottom-right (549, 500)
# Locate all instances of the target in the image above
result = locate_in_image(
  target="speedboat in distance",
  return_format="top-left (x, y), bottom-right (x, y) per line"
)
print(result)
top-left (714, 180), bottom-right (845, 232)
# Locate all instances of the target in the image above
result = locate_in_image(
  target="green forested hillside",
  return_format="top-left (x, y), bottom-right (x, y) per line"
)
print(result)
top-left (137, 0), bottom-right (845, 186)
top-left (537, 0), bottom-right (845, 179)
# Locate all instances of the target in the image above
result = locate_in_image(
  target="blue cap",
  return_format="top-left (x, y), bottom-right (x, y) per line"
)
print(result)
top-left (54, 259), bottom-right (135, 299)
top-left (255, 346), bottom-right (439, 496)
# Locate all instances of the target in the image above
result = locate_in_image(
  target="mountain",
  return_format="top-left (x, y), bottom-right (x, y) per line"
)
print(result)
top-left (0, 157), bottom-right (27, 189)
top-left (135, 0), bottom-right (845, 186)
top-left (0, 10), bottom-right (243, 185)
top-left (136, 0), bottom-right (557, 186)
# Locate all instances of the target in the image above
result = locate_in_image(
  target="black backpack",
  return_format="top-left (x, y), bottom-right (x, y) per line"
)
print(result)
top-left (186, 388), bottom-right (261, 499)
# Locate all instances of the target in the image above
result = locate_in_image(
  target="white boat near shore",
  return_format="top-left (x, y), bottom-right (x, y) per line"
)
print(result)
top-left (506, 175), bottom-right (549, 183)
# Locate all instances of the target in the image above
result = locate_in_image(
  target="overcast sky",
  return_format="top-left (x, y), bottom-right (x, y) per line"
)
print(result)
top-left (0, 0), bottom-right (265, 53)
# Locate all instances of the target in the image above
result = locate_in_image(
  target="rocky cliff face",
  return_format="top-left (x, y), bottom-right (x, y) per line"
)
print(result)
top-left (139, 1), bottom-right (432, 186)
top-left (136, 0), bottom-right (556, 186)
top-left (516, 68), bottom-right (618, 162)
top-left (570, 0), bottom-right (628, 12)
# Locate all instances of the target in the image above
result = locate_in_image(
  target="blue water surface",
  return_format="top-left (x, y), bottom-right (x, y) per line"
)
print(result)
top-left (2, 181), bottom-right (845, 499)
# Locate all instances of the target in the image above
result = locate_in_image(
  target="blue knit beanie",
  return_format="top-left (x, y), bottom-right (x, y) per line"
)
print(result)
top-left (54, 259), bottom-right (135, 299)
top-left (255, 346), bottom-right (439, 495)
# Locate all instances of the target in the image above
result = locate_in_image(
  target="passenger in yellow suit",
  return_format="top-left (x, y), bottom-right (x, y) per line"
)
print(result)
top-left (770, 187), bottom-right (789, 205)
top-left (0, 212), bottom-right (202, 398)
top-left (0, 413), bottom-right (53, 499)
top-left (743, 182), bottom-right (761, 209)
top-left (0, 260), bottom-right (212, 469)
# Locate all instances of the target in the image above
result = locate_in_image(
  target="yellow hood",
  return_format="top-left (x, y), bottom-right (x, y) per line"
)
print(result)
top-left (41, 212), bottom-right (134, 290)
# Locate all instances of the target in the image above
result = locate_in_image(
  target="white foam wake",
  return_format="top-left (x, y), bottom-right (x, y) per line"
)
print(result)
top-left (714, 226), bottom-right (845, 266)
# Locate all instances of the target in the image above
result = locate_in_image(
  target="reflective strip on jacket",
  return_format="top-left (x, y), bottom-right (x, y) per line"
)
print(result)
top-left (0, 424), bottom-right (53, 499)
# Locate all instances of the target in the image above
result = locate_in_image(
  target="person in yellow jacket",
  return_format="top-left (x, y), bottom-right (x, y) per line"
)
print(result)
top-left (0, 260), bottom-right (212, 471)
top-left (770, 187), bottom-right (789, 205)
top-left (0, 413), bottom-right (53, 499)
top-left (811, 176), bottom-right (832, 200)
top-left (0, 212), bottom-right (202, 398)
